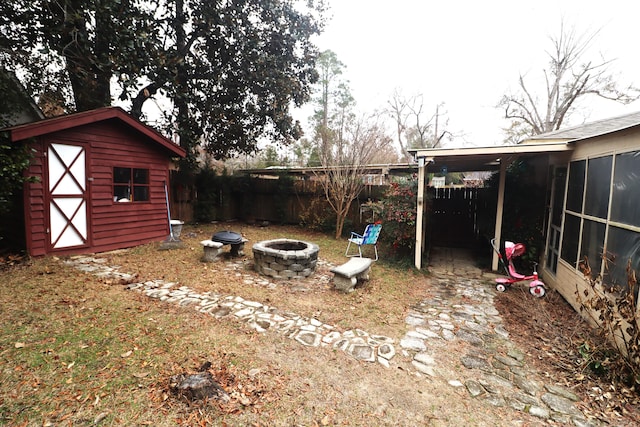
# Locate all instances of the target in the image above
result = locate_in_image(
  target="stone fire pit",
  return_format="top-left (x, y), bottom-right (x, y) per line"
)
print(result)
top-left (252, 239), bottom-right (319, 279)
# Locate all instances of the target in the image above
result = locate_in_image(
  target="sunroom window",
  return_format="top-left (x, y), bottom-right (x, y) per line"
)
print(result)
top-left (611, 151), bottom-right (640, 227)
top-left (560, 151), bottom-right (640, 290)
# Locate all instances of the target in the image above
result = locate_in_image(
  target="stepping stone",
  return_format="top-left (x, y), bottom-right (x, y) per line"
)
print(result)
top-left (528, 406), bottom-right (551, 419)
top-left (322, 331), bottom-right (342, 344)
top-left (414, 352), bottom-right (435, 365)
top-left (400, 337), bottom-right (427, 352)
top-left (494, 354), bottom-right (523, 367)
top-left (294, 331), bottom-right (321, 347)
top-left (441, 329), bottom-right (455, 341)
top-left (465, 380), bottom-right (486, 397)
top-left (378, 343), bottom-right (396, 360)
top-left (412, 361), bottom-right (435, 376)
top-left (541, 393), bottom-right (583, 417)
top-left (414, 328), bottom-right (441, 339)
top-left (233, 307), bottom-right (255, 318)
top-left (377, 356), bottom-right (390, 368)
top-left (349, 344), bottom-right (375, 362)
top-left (407, 330), bottom-right (429, 339)
top-left (513, 376), bottom-right (541, 396)
top-left (544, 384), bottom-right (580, 401)
top-left (333, 338), bottom-right (350, 352)
top-left (405, 314), bottom-right (426, 326)
top-left (460, 355), bottom-right (491, 371)
top-left (507, 348), bottom-right (525, 362)
top-left (456, 329), bottom-right (484, 346)
top-left (485, 394), bottom-right (506, 407)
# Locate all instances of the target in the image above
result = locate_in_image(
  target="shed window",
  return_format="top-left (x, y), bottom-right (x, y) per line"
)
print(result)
top-left (113, 167), bottom-right (149, 202)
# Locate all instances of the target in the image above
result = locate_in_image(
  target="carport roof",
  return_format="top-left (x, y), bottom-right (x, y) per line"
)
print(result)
top-left (408, 142), bottom-right (573, 172)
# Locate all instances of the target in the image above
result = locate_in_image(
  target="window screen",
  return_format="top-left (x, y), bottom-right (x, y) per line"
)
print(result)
top-left (611, 151), bottom-right (640, 227)
top-left (580, 219), bottom-right (606, 275)
top-left (604, 226), bottom-right (640, 288)
top-left (551, 168), bottom-right (566, 227)
top-left (565, 160), bottom-right (585, 213)
top-left (584, 156), bottom-right (612, 219)
top-left (561, 213), bottom-right (581, 267)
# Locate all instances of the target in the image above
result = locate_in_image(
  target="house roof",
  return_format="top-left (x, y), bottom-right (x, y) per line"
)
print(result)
top-left (7, 106), bottom-right (185, 158)
top-left (525, 110), bottom-right (640, 143)
top-left (409, 110), bottom-right (640, 172)
top-left (0, 68), bottom-right (45, 125)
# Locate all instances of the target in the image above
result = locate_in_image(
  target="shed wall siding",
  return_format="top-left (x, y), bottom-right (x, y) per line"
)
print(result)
top-left (24, 139), bottom-right (47, 256)
top-left (23, 121), bottom-right (173, 256)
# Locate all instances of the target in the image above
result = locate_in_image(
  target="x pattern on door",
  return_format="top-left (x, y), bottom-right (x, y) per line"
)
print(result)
top-left (48, 143), bottom-right (88, 249)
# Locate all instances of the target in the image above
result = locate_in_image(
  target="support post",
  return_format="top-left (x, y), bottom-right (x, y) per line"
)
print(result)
top-left (415, 157), bottom-right (427, 269)
top-left (492, 159), bottom-right (507, 271)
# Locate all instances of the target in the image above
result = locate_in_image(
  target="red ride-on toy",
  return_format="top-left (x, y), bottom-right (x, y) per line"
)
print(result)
top-left (490, 238), bottom-right (546, 298)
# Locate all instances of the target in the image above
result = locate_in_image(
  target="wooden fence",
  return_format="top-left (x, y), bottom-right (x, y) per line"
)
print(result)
top-left (168, 172), bottom-right (387, 232)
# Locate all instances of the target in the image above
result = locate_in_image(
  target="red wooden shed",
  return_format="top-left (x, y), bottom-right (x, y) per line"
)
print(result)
top-left (8, 107), bottom-right (186, 257)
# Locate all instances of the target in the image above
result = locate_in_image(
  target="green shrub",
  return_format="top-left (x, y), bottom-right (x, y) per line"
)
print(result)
top-left (380, 175), bottom-right (419, 258)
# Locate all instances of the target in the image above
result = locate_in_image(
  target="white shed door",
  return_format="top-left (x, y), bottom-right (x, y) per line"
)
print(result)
top-left (47, 143), bottom-right (88, 249)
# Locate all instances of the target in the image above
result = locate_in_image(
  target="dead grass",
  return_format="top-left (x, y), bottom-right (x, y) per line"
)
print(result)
top-left (103, 224), bottom-right (426, 339)
top-left (0, 224), bottom-right (551, 426)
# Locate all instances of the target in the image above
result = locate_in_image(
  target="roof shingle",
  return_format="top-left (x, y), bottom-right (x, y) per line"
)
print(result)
top-left (528, 111), bottom-right (640, 142)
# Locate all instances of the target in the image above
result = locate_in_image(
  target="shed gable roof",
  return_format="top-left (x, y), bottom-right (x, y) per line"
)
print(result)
top-left (7, 106), bottom-right (185, 158)
top-left (526, 110), bottom-right (640, 143)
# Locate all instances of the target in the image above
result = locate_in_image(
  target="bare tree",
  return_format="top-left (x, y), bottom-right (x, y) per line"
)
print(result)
top-left (310, 50), bottom-right (393, 238)
top-left (318, 113), bottom-right (392, 239)
top-left (387, 89), bottom-right (449, 160)
top-left (387, 89), bottom-right (411, 162)
top-left (499, 22), bottom-right (639, 138)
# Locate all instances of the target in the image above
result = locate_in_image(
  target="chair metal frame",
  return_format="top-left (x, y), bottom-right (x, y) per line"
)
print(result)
top-left (345, 223), bottom-right (382, 261)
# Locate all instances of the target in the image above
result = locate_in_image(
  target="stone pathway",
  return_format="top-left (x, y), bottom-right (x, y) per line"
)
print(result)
top-left (414, 247), bottom-right (598, 426)
top-left (63, 248), bottom-right (600, 426)
top-left (63, 256), bottom-right (397, 367)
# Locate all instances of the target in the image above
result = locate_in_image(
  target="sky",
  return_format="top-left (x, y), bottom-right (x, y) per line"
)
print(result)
top-left (297, 0), bottom-right (640, 148)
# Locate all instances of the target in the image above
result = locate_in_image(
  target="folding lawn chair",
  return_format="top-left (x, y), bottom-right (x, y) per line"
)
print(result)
top-left (345, 223), bottom-right (382, 261)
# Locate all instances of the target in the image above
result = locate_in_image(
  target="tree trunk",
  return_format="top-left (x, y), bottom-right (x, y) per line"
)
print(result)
top-left (334, 200), bottom-right (352, 239)
top-left (61, 3), bottom-right (112, 111)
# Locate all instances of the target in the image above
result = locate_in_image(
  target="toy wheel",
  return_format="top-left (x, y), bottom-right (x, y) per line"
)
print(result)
top-left (496, 283), bottom-right (507, 293)
top-left (530, 285), bottom-right (546, 298)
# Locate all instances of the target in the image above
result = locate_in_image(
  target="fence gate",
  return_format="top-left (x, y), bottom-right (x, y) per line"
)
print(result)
top-left (429, 187), bottom-right (479, 247)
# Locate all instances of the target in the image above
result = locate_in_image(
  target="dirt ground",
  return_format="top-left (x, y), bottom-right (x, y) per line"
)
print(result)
top-left (494, 285), bottom-right (640, 425)
top-left (2, 224), bottom-right (640, 426)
